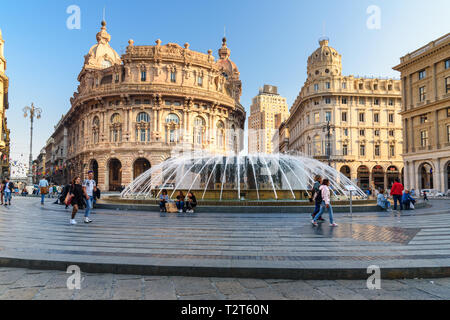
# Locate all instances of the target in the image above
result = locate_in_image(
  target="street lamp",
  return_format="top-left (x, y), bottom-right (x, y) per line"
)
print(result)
top-left (23, 103), bottom-right (42, 186)
top-left (322, 121), bottom-right (335, 167)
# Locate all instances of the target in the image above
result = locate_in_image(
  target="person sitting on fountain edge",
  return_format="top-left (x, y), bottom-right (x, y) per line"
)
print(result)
top-left (377, 189), bottom-right (391, 211)
top-left (186, 192), bottom-right (197, 214)
top-left (159, 189), bottom-right (169, 212)
top-left (176, 191), bottom-right (186, 213)
top-left (402, 190), bottom-right (416, 210)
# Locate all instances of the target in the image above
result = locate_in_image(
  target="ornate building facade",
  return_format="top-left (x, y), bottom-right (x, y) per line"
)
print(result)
top-left (248, 85), bottom-right (289, 154)
top-left (393, 33), bottom-right (450, 194)
top-left (45, 21), bottom-right (246, 191)
top-left (0, 29), bottom-right (10, 179)
top-left (282, 38), bottom-right (404, 190)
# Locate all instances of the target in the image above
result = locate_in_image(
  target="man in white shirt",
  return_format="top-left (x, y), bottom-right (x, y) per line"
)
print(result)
top-left (82, 171), bottom-right (97, 224)
top-left (39, 177), bottom-right (49, 205)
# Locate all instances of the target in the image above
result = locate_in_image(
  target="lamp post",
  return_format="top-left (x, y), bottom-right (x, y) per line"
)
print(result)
top-left (23, 103), bottom-right (42, 186)
top-left (322, 121), bottom-right (335, 167)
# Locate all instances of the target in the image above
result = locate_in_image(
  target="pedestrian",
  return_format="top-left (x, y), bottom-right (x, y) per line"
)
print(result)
top-left (423, 190), bottom-right (429, 201)
top-left (3, 178), bottom-right (12, 206)
top-left (82, 171), bottom-right (97, 224)
top-left (310, 175), bottom-right (325, 221)
top-left (39, 177), bottom-right (49, 205)
top-left (66, 177), bottom-right (88, 225)
top-left (312, 179), bottom-right (338, 227)
top-left (159, 189), bottom-right (169, 212)
top-left (186, 191), bottom-right (197, 213)
top-left (0, 180), bottom-right (4, 205)
top-left (390, 178), bottom-right (404, 211)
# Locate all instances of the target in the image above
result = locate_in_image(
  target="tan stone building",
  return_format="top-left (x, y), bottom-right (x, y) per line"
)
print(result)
top-left (0, 29), bottom-right (10, 179)
top-left (248, 85), bottom-right (289, 154)
top-left (283, 38), bottom-right (404, 190)
top-left (42, 21), bottom-right (246, 191)
top-left (393, 33), bottom-right (450, 194)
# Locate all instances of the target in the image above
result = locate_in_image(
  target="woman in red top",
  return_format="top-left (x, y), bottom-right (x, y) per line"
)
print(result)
top-left (390, 178), bottom-right (404, 210)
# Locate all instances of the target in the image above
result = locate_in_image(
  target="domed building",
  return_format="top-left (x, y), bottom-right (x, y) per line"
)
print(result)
top-left (283, 38), bottom-right (404, 191)
top-left (47, 21), bottom-right (246, 191)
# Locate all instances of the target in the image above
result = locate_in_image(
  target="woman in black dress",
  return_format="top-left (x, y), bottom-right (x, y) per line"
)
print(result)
top-left (186, 192), bottom-right (197, 213)
top-left (68, 177), bottom-right (87, 225)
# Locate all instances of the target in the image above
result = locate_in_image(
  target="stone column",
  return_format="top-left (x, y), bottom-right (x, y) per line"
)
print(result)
top-left (435, 158), bottom-right (441, 192)
top-left (404, 118), bottom-right (409, 153)
top-left (410, 116), bottom-right (415, 152)
top-left (435, 110), bottom-right (440, 149)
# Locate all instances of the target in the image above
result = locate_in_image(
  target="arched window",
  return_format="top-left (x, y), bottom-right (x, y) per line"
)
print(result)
top-left (165, 114), bottom-right (180, 143)
top-left (135, 112), bottom-right (151, 142)
top-left (166, 113), bottom-right (180, 124)
top-left (136, 112), bottom-right (150, 123)
top-left (231, 125), bottom-right (238, 153)
top-left (110, 113), bottom-right (122, 142)
top-left (216, 121), bottom-right (225, 148)
top-left (194, 117), bottom-right (206, 146)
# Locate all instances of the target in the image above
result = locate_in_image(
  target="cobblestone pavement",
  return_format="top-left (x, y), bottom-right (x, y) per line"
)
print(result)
top-left (0, 267), bottom-right (449, 300)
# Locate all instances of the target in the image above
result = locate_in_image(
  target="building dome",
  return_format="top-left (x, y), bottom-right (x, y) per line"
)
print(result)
top-left (307, 38), bottom-right (342, 78)
top-left (83, 21), bottom-right (121, 70)
top-left (216, 37), bottom-right (239, 77)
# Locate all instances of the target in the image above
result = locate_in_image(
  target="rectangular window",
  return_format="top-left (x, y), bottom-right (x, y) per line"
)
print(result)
top-left (135, 99), bottom-right (141, 105)
top-left (359, 112), bottom-right (365, 122)
top-left (420, 115), bottom-right (428, 123)
top-left (421, 130), bottom-right (429, 147)
top-left (375, 145), bottom-right (380, 156)
top-left (342, 98), bottom-right (347, 104)
top-left (419, 86), bottom-right (426, 101)
top-left (446, 59), bottom-right (450, 69)
top-left (344, 128), bottom-right (348, 136)
top-left (314, 84), bottom-right (319, 91)
top-left (325, 111), bottom-right (331, 122)
top-left (448, 125), bottom-right (450, 142)
top-left (170, 72), bottom-right (176, 83)
top-left (360, 145), bottom-right (365, 156)
top-left (389, 130), bottom-right (394, 137)
top-left (374, 98), bottom-right (379, 105)
top-left (445, 77), bottom-right (450, 94)
top-left (359, 98), bottom-right (365, 105)
top-left (341, 112), bottom-right (347, 122)
top-left (359, 83), bottom-right (363, 90)
top-left (389, 145), bottom-right (395, 157)
top-left (342, 82), bottom-right (347, 89)
top-left (388, 84), bottom-right (393, 91)
top-left (314, 100), bottom-right (319, 105)
top-left (374, 113), bottom-right (379, 123)
top-left (389, 113), bottom-right (394, 123)
top-left (342, 144), bottom-right (348, 156)
top-left (375, 129), bottom-right (380, 136)
top-left (359, 129), bottom-right (365, 136)
top-left (115, 74), bottom-right (120, 83)
top-left (326, 82), bottom-right (331, 89)
top-left (419, 70), bottom-right (426, 80)
top-left (325, 98), bottom-right (331, 104)
top-left (389, 99), bottom-right (394, 106)
top-left (374, 84), bottom-right (378, 90)
top-left (141, 71), bottom-right (146, 81)
top-left (314, 113), bottom-right (320, 123)
top-left (198, 76), bottom-right (203, 86)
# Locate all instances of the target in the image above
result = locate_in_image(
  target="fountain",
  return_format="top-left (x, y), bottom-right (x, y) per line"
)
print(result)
top-left (121, 153), bottom-right (366, 201)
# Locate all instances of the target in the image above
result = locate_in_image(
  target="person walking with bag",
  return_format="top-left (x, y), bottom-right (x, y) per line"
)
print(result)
top-left (390, 178), bottom-right (404, 211)
top-left (310, 175), bottom-right (325, 222)
top-left (312, 179), bottom-right (338, 227)
top-left (82, 171), bottom-right (97, 223)
top-left (3, 178), bottom-right (12, 206)
top-left (39, 177), bottom-right (49, 205)
top-left (66, 177), bottom-right (88, 225)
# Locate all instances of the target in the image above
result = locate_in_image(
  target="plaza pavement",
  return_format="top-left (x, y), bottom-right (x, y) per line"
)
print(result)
top-left (0, 266), bottom-right (450, 300)
top-left (0, 197), bottom-right (449, 281)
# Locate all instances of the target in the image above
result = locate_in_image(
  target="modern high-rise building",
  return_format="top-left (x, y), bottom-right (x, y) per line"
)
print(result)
top-left (0, 28), bottom-right (10, 179)
top-left (393, 33), bottom-right (450, 194)
top-left (281, 38), bottom-right (404, 191)
top-left (248, 85), bottom-right (289, 154)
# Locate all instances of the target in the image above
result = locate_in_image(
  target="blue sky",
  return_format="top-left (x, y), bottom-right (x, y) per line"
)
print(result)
top-left (1, 0), bottom-right (450, 174)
